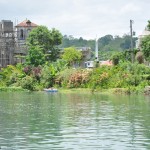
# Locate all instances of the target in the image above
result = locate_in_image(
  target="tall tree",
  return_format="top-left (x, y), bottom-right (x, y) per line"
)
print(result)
top-left (147, 20), bottom-right (150, 30)
top-left (27, 26), bottom-right (62, 61)
top-left (98, 35), bottom-right (113, 47)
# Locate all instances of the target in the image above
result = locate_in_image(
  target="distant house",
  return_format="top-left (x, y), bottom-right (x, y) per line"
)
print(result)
top-left (75, 47), bottom-right (92, 68)
top-left (76, 46), bottom-right (91, 59)
top-left (85, 60), bottom-right (113, 68)
top-left (85, 61), bottom-right (94, 68)
top-left (100, 60), bottom-right (113, 66)
top-left (136, 27), bottom-right (150, 49)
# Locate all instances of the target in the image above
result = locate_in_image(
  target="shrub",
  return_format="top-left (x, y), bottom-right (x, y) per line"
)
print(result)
top-left (135, 51), bottom-right (144, 64)
top-left (20, 76), bottom-right (35, 90)
top-left (88, 66), bottom-right (111, 89)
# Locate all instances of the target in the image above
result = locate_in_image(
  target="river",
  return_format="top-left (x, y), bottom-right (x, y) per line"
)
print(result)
top-left (0, 91), bottom-right (150, 149)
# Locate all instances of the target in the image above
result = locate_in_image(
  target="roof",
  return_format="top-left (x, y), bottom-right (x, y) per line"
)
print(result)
top-left (138, 27), bottom-right (150, 38)
top-left (15, 19), bottom-right (38, 27)
top-left (100, 60), bottom-right (113, 66)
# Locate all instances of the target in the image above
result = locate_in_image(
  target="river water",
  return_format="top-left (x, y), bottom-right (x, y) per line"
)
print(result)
top-left (0, 91), bottom-right (150, 150)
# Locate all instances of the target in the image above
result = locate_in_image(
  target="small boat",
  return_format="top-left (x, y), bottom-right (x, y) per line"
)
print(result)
top-left (44, 88), bottom-right (58, 92)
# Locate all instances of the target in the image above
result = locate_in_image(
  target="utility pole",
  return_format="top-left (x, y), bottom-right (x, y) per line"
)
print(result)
top-left (130, 20), bottom-right (134, 63)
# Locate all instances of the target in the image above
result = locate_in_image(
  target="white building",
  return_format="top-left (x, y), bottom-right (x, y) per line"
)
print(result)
top-left (136, 27), bottom-right (150, 49)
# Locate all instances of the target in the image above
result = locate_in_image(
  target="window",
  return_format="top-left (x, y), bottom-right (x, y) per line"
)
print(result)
top-left (20, 29), bottom-right (24, 39)
top-left (1, 24), bottom-right (3, 30)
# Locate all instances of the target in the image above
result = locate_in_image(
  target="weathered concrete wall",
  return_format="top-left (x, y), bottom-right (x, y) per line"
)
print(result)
top-left (0, 20), bottom-right (14, 68)
top-left (0, 20), bottom-right (13, 33)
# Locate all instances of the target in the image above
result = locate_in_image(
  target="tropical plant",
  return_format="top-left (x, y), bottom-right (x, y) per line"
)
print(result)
top-left (40, 64), bottom-right (57, 88)
top-left (61, 47), bottom-right (82, 66)
top-left (20, 76), bottom-right (35, 90)
top-left (88, 66), bottom-right (111, 90)
top-left (0, 65), bottom-right (25, 86)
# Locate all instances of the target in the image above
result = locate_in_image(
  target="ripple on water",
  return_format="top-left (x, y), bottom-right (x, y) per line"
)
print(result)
top-left (0, 92), bottom-right (150, 149)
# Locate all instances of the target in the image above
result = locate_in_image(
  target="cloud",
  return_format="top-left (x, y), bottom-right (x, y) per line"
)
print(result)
top-left (0, 0), bottom-right (150, 39)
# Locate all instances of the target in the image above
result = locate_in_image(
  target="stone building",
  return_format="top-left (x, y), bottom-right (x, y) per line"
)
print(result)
top-left (14, 19), bottom-right (38, 63)
top-left (0, 20), bottom-right (14, 68)
top-left (0, 19), bottom-right (38, 68)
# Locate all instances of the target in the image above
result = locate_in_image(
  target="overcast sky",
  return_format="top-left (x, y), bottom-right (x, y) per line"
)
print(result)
top-left (0, 0), bottom-right (149, 39)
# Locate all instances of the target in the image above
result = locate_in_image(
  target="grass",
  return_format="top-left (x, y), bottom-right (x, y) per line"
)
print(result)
top-left (58, 87), bottom-right (145, 95)
top-left (0, 86), bottom-right (28, 92)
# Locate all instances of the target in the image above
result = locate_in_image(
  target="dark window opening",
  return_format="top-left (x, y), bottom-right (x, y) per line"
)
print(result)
top-left (20, 29), bottom-right (24, 39)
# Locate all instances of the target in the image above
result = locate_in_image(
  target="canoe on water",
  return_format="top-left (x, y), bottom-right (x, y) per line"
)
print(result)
top-left (44, 88), bottom-right (58, 92)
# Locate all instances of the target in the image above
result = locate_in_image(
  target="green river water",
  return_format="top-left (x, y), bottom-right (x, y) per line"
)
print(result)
top-left (0, 91), bottom-right (150, 150)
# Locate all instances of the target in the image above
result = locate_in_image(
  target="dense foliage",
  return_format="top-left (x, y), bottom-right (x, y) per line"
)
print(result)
top-left (60, 34), bottom-right (137, 60)
top-left (1, 23), bottom-right (150, 94)
top-left (147, 20), bottom-right (150, 30)
top-left (26, 46), bottom-right (45, 66)
top-left (61, 47), bottom-right (82, 66)
top-left (0, 61), bottom-right (150, 93)
top-left (27, 26), bottom-right (63, 63)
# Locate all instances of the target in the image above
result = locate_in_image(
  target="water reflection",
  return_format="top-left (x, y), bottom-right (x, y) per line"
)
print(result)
top-left (0, 92), bottom-right (150, 149)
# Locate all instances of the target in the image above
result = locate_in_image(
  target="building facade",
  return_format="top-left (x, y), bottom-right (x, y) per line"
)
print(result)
top-left (0, 20), bottom-right (14, 68)
top-left (14, 19), bottom-right (38, 63)
top-left (0, 19), bottom-right (38, 68)
top-left (136, 27), bottom-right (150, 49)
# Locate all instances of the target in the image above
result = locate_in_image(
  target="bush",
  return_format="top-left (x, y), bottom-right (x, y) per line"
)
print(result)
top-left (88, 66), bottom-right (111, 89)
top-left (135, 51), bottom-right (144, 64)
top-left (20, 76), bottom-right (35, 90)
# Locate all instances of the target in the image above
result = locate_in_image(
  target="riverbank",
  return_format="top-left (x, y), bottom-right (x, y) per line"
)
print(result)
top-left (0, 86), bottom-right (146, 95)
top-left (57, 87), bottom-right (146, 95)
top-left (1, 62), bottom-right (150, 94)
top-left (0, 87), bottom-right (28, 92)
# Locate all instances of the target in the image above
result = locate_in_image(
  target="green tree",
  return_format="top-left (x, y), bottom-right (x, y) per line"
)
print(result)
top-left (61, 47), bottom-right (82, 66)
top-left (98, 34), bottom-right (113, 47)
top-left (147, 20), bottom-right (150, 30)
top-left (27, 26), bottom-right (62, 61)
top-left (141, 35), bottom-right (150, 61)
top-left (26, 46), bottom-right (45, 66)
top-left (120, 35), bottom-right (131, 49)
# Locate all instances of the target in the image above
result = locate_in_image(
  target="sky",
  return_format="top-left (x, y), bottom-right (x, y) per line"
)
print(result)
top-left (0, 0), bottom-right (150, 39)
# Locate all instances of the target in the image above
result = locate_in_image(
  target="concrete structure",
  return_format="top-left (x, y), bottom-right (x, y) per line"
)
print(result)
top-left (0, 19), bottom-right (91, 68)
top-left (0, 20), bottom-right (14, 68)
top-left (136, 27), bottom-right (150, 49)
top-left (75, 47), bottom-right (91, 68)
top-left (0, 19), bottom-right (38, 68)
top-left (14, 19), bottom-right (38, 63)
top-left (85, 61), bottom-right (94, 68)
